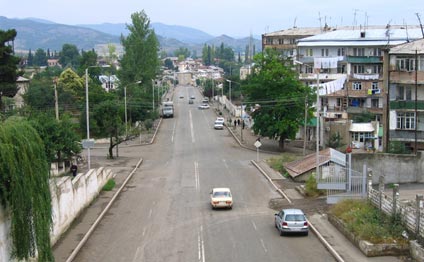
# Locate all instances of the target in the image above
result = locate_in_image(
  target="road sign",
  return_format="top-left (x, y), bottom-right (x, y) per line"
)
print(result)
top-left (82, 139), bottom-right (95, 149)
top-left (254, 140), bottom-right (262, 148)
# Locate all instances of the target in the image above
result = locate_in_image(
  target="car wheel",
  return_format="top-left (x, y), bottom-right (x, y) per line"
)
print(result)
top-left (280, 229), bottom-right (285, 236)
top-left (304, 231), bottom-right (309, 236)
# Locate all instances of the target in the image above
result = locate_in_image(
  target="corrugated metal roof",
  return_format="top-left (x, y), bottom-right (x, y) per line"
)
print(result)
top-left (389, 38), bottom-right (424, 54)
top-left (298, 28), bottom-right (423, 47)
top-left (263, 27), bottom-right (324, 37)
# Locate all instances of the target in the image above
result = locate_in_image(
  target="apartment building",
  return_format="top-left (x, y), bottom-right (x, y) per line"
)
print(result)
top-left (387, 39), bottom-right (424, 152)
top-left (296, 26), bottom-right (423, 150)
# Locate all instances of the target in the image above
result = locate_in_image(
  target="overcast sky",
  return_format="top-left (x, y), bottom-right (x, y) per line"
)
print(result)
top-left (1, 0), bottom-right (423, 37)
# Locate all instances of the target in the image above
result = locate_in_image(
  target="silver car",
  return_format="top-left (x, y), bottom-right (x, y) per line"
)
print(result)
top-left (274, 208), bottom-right (309, 236)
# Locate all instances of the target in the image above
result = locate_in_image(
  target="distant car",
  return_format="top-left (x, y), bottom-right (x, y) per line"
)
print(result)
top-left (190, 95), bottom-right (195, 100)
top-left (274, 209), bottom-right (309, 236)
top-left (189, 99), bottom-right (194, 104)
top-left (210, 188), bottom-right (233, 209)
top-left (214, 120), bottom-right (224, 130)
top-left (179, 95), bottom-right (184, 99)
top-left (198, 104), bottom-right (210, 109)
top-left (202, 98), bottom-right (209, 103)
top-left (215, 117), bottom-right (225, 125)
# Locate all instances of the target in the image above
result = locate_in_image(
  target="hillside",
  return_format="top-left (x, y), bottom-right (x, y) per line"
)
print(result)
top-left (0, 16), bottom-right (261, 55)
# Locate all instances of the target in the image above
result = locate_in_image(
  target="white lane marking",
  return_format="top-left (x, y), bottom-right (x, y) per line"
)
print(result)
top-left (251, 221), bottom-right (257, 231)
top-left (142, 228), bottom-right (146, 237)
top-left (132, 247), bottom-right (141, 262)
top-left (260, 238), bottom-right (268, 253)
top-left (198, 225), bottom-right (206, 262)
top-left (171, 121), bottom-right (176, 143)
top-left (194, 161), bottom-right (200, 192)
top-left (222, 159), bottom-right (229, 169)
top-left (189, 110), bottom-right (195, 143)
top-left (148, 209), bottom-right (153, 218)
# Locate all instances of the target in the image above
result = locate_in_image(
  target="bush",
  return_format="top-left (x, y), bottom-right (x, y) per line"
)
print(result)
top-left (330, 199), bottom-right (407, 244)
top-left (102, 179), bottom-right (116, 191)
top-left (304, 174), bottom-right (325, 197)
top-left (144, 119), bottom-right (153, 130)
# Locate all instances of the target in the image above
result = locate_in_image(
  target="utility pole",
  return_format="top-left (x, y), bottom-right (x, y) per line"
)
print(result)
top-left (416, 13), bottom-right (424, 38)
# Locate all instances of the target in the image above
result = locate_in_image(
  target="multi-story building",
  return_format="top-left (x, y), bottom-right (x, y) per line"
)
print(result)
top-left (387, 39), bottom-right (424, 152)
top-left (296, 26), bottom-right (423, 150)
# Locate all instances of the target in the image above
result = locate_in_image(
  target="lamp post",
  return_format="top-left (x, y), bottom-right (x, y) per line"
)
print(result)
top-left (152, 79), bottom-right (155, 111)
top-left (85, 68), bottom-right (91, 171)
top-left (226, 79), bottom-right (232, 103)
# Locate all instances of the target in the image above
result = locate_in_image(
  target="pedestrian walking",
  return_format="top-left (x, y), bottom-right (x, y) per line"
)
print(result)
top-left (234, 119), bottom-right (237, 126)
top-left (71, 163), bottom-right (78, 177)
top-left (237, 119), bottom-right (240, 126)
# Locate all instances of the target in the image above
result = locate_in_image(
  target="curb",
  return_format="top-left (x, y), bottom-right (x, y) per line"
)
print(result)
top-left (250, 160), bottom-right (345, 262)
top-left (65, 158), bottom-right (144, 262)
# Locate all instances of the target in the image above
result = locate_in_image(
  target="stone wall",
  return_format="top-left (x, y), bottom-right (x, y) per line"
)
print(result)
top-left (351, 152), bottom-right (424, 184)
top-left (0, 167), bottom-right (114, 261)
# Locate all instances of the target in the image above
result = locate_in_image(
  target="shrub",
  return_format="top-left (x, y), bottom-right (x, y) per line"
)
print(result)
top-left (330, 199), bottom-right (407, 244)
top-left (304, 174), bottom-right (325, 197)
top-left (102, 179), bottom-right (116, 191)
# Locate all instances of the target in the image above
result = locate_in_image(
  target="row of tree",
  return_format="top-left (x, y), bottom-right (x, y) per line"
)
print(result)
top-left (0, 9), bottom-right (161, 261)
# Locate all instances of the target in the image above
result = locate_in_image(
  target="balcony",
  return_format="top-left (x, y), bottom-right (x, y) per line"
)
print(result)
top-left (346, 56), bottom-right (382, 64)
top-left (389, 71), bottom-right (424, 84)
top-left (390, 100), bottom-right (424, 110)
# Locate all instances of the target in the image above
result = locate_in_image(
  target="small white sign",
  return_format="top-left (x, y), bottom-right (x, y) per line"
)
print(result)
top-left (82, 139), bottom-right (95, 149)
top-left (254, 141), bottom-right (262, 148)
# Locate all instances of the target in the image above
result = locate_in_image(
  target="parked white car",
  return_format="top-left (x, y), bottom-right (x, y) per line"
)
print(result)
top-left (274, 208), bottom-right (309, 236)
top-left (215, 117), bottom-right (225, 125)
top-left (198, 104), bottom-right (210, 109)
top-left (214, 120), bottom-right (224, 130)
top-left (210, 188), bottom-right (233, 209)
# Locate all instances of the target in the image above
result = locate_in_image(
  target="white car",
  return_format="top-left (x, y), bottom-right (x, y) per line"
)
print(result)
top-left (215, 117), bottom-right (225, 125)
top-left (210, 188), bottom-right (233, 209)
top-left (214, 120), bottom-right (224, 130)
top-left (198, 104), bottom-right (210, 109)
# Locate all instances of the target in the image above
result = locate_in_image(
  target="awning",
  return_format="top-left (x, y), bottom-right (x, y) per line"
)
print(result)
top-left (349, 123), bottom-right (374, 132)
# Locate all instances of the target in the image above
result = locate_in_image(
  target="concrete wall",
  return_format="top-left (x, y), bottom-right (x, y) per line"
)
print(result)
top-left (0, 167), bottom-right (114, 261)
top-left (351, 152), bottom-right (424, 184)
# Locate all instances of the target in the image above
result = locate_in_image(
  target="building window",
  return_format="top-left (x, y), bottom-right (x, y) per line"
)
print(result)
top-left (405, 86), bottom-right (412, 100)
top-left (352, 82), bottom-right (362, 90)
top-left (321, 48), bottom-right (329, 57)
top-left (351, 132), bottom-right (373, 142)
top-left (337, 64), bottom-right (346, 73)
top-left (396, 86), bottom-right (405, 100)
top-left (353, 48), bottom-right (365, 56)
top-left (305, 49), bottom-right (313, 57)
top-left (372, 82), bottom-right (378, 89)
top-left (371, 98), bottom-right (379, 108)
top-left (337, 48), bottom-right (345, 56)
top-left (372, 65), bottom-right (382, 74)
top-left (353, 65), bottom-right (365, 74)
top-left (372, 48), bottom-right (381, 56)
top-left (396, 58), bottom-right (415, 71)
top-left (396, 112), bottom-right (415, 129)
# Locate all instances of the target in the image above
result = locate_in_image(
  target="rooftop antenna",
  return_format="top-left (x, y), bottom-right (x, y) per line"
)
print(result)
top-left (416, 13), bottom-right (424, 38)
top-left (353, 9), bottom-right (359, 29)
top-left (404, 19), bottom-right (410, 42)
top-left (318, 12), bottom-right (323, 31)
top-left (293, 17), bottom-right (297, 28)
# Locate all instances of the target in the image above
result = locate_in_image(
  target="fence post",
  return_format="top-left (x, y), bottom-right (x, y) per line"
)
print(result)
top-left (367, 168), bottom-right (373, 199)
top-left (416, 194), bottom-right (423, 238)
top-left (378, 175), bottom-right (385, 211)
top-left (392, 184), bottom-right (399, 216)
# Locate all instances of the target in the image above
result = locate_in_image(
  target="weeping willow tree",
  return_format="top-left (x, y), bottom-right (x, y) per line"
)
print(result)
top-left (0, 119), bottom-right (54, 261)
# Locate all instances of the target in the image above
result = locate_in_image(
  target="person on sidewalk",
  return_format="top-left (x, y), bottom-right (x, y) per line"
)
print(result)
top-left (71, 163), bottom-right (78, 177)
top-left (237, 119), bottom-right (240, 126)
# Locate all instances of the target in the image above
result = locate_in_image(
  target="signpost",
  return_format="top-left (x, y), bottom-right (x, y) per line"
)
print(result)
top-left (254, 139), bottom-right (262, 162)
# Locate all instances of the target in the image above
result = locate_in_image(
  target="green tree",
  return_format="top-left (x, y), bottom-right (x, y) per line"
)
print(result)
top-left (164, 58), bottom-right (174, 70)
top-left (0, 119), bottom-right (54, 261)
top-left (59, 43), bottom-right (81, 69)
top-left (174, 47), bottom-right (190, 59)
top-left (0, 29), bottom-right (20, 109)
top-left (78, 49), bottom-right (98, 75)
top-left (57, 68), bottom-right (85, 111)
top-left (243, 48), bottom-right (315, 149)
top-left (33, 48), bottom-right (48, 67)
top-left (91, 100), bottom-right (124, 158)
top-left (27, 49), bottom-right (33, 67)
top-left (29, 113), bottom-right (82, 163)
top-left (119, 10), bottom-right (160, 121)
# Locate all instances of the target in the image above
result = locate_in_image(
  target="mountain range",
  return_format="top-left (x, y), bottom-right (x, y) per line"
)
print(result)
top-left (0, 16), bottom-right (261, 56)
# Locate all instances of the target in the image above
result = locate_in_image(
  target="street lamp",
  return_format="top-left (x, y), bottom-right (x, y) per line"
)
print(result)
top-left (226, 79), bottom-right (232, 103)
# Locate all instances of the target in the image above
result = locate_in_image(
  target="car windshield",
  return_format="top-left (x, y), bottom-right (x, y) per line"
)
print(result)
top-left (213, 191), bottom-right (230, 198)
top-left (285, 214), bottom-right (305, 221)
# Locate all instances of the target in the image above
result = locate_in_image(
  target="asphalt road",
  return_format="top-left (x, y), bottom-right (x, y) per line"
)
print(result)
top-left (72, 85), bottom-right (336, 262)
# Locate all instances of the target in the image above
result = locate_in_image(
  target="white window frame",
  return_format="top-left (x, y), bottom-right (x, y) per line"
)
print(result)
top-left (396, 112), bottom-right (416, 130)
top-left (352, 82), bottom-right (362, 90)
